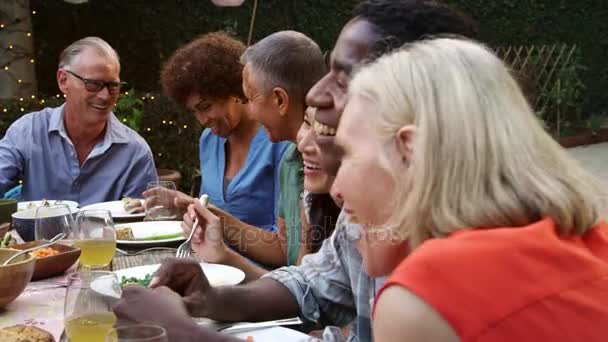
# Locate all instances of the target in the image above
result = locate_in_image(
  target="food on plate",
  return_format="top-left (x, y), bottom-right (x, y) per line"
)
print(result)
top-left (120, 273), bottom-right (153, 288)
top-left (122, 197), bottom-right (144, 214)
top-left (116, 226), bottom-right (135, 241)
top-left (25, 199), bottom-right (51, 210)
top-left (0, 324), bottom-right (55, 342)
top-left (31, 247), bottom-right (60, 258)
top-left (0, 233), bottom-right (15, 248)
top-left (115, 226), bottom-right (182, 241)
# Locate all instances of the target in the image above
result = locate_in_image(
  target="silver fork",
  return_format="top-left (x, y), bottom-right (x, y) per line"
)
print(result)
top-left (116, 247), bottom-right (177, 256)
top-left (176, 194), bottom-right (209, 258)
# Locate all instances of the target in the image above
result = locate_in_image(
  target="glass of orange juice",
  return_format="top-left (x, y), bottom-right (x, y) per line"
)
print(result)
top-left (74, 210), bottom-right (116, 269)
top-left (64, 271), bottom-right (120, 342)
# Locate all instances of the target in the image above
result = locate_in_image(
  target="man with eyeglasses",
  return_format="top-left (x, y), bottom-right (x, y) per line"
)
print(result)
top-left (0, 36), bottom-right (157, 206)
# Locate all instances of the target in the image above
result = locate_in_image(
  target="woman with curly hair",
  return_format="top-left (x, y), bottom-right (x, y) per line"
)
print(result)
top-left (158, 32), bottom-right (289, 233)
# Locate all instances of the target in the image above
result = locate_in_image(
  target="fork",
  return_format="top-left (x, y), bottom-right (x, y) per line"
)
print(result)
top-left (176, 194), bottom-right (209, 258)
top-left (116, 247), bottom-right (177, 256)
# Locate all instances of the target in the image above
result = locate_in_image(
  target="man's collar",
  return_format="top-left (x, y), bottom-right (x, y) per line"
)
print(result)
top-left (48, 104), bottom-right (130, 144)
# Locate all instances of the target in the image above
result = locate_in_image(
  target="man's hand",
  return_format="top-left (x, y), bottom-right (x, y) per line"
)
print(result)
top-left (113, 285), bottom-right (203, 341)
top-left (181, 200), bottom-right (230, 263)
top-left (150, 257), bottom-right (213, 317)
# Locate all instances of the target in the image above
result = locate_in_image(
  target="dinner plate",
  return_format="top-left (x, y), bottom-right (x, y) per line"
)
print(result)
top-left (17, 200), bottom-right (79, 213)
top-left (114, 221), bottom-right (184, 245)
top-left (231, 326), bottom-right (308, 341)
top-left (80, 200), bottom-right (145, 219)
top-left (91, 262), bottom-right (246, 298)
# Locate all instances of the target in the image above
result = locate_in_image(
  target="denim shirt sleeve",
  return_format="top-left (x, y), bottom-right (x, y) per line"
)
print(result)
top-left (0, 115), bottom-right (28, 196)
top-left (120, 146), bottom-right (158, 199)
top-left (263, 220), bottom-right (357, 327)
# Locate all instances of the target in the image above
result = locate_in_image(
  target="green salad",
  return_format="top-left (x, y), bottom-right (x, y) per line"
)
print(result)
top-left (120, 273), bottom-right (153, 288)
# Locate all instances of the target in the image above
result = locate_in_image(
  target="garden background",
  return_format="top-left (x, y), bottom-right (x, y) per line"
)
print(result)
top-left (1, 0), bottom-right (607, 192)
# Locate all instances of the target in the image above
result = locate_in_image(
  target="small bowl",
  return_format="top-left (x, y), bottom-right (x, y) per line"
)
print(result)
top-left (11, 204), bottom-right (78, 242)
top-left (10, 241), bottom-right (80, 281)
top-left (0, 248), bottom-right (36, 308)
top-left (11, 209), bottom-right (37, 242)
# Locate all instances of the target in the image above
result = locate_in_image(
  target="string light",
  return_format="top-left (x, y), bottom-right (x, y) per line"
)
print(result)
top-left (162, 120), bottom-right (166, 124)
top-left (3, 66), bottom-right (8, 70)
top-left (20, 108), bottom-right (24, 112)
top-left (9, 45), bottom-right (13, 49)
top-left (30, 59), bottom-right (35, 64)
top-left (122, 118), bottom-right (127, 122)
top-left (169, 121), bottom-right (173, 124)
top-left (141, 97), bottom-right (146, 100)
top-left (30, 95), bottom-right (35, 99)
top-left (32, 11), bottom-right (36, 15)
top-left (63, 94), bottom-right (66, 98)
top-left (2, 109), bottom-right (7, 113)
top-left (0, 24), bottom-right (4, 29)
top-left (40, 99), bottom-right (45, 104)
top-left (19, 97), bottom-right (23, 101)
top-left (146, 128), bottom-right (151, 132)
top-left (183, 125), bottom-right (188, 129)
top-left (124, 91), bottom-right (129, 95)
top-left (26, 32), bottom-right (31, 37)
top-left (17, 79), bottom-right (22, 83)
top-left (150, 96), bottom-right (155, 100)
top-left (56, 94), bottom-right (60, 98)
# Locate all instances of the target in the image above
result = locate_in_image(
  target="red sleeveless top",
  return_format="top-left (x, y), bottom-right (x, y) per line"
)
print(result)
top-left (376, 218), bottom-right (608, 342)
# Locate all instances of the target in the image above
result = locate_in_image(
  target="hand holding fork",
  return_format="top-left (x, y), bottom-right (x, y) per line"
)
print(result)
top-left (176, 194), bottom-right (210, 258)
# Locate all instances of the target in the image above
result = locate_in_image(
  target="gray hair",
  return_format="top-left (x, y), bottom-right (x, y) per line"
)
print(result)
top-left (240, 30), bottom-right (325, 104)
top-left (58, 36), bottom-right (120, 70)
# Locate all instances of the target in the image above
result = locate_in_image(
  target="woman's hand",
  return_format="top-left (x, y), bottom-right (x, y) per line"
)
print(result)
top-left (181, 200), bottom-right (230, 263)
top-left (143, 187), bottom-right (194, 217)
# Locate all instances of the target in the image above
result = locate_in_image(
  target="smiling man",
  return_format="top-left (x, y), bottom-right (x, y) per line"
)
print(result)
top-left (0, 37), bottom-right (157, 205)
top-left (113, 1), bottom-right (478, 341)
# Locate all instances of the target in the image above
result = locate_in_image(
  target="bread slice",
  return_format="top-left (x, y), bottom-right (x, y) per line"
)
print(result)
top-left (0, 325), bottom-right (55, 342)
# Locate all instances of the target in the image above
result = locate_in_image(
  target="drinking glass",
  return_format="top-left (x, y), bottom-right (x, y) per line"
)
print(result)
top-left (64, 271), bottom-right (121, 342)
top-left (74, 210), bottom-right (116, 269)
top-left (34, 204), bottom-right (75, 241)
top-left (144, 181), bottom-right (178, 221)
top-left (106, 324), bottom-right (168, 342)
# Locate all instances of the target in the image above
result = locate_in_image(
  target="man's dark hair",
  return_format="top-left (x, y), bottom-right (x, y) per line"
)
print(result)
top-left (354, 0), bottom-right (479, 57)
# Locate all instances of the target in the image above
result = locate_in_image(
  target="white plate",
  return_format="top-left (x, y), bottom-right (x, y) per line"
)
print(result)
top-left (91, 263), bottom-right (246, 298)
top-left (80, 200), bottom-right (145, 219)
top-left (17, 200), bottom-right (79, 213)
top-left (115, 221), bottom-right (184, 245)
top-left (231, 326), bottom-right (308, 341)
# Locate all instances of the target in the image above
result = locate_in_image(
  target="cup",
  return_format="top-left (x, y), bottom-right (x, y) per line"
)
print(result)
top-left (144, 181), bottom-right (178, 221)
top-left (106, 324), bottom-right (168, 342)
top-left (74, 210), bottom-right (116, 269)
top-left (34, 204), bottom-right (75, 241)
top-left (64, 271), bottom-right (120, 342)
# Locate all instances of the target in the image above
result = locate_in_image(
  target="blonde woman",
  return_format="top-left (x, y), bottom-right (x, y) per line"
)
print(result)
top-left (332, 37), bottom-right (608, 342)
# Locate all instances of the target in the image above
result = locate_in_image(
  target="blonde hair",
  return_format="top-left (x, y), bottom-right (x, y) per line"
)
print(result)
top-left (349, 37), bottom-right (606, 248)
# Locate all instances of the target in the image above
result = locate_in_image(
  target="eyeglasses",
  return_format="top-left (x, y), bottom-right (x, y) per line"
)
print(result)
top-left (64, 70), bottom-right (126, 94)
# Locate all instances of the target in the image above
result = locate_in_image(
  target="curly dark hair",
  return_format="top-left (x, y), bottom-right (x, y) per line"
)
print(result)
top-left (354, 0), bottom-right (479, 57)
top-left (161, 32), bottom-right (246, 106)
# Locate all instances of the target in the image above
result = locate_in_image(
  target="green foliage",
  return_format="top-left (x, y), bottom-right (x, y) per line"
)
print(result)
top-left (113, 89), bottom-right (144, 133)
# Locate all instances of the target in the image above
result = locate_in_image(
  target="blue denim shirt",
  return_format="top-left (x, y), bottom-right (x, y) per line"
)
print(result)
top-left (0, 105), bottom-right (158, 206)
top-left (199, 126), bottom-right (289, 231)
top-left (265, 211), bottom-right (386, 342)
